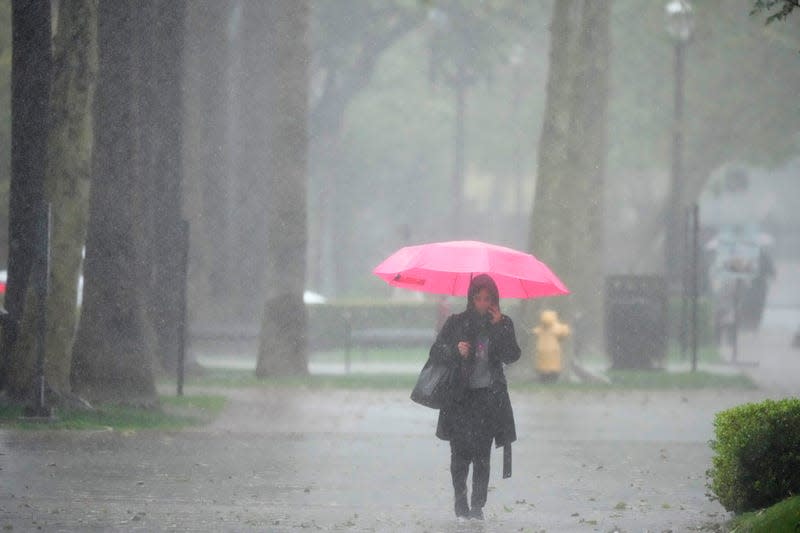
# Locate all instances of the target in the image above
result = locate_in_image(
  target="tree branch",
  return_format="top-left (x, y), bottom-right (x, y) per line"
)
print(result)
top-left (310, 8), bottom-right (426, 137)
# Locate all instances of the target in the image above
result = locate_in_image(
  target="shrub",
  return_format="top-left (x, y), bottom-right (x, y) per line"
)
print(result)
top-left (727, 494), bottom-right (800, 533)
top-left (707, 398), bottom-right (800, 513)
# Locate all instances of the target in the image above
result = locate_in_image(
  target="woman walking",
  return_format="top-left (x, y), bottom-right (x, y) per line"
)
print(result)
top-left (429, 274), bottom-right (521, 520)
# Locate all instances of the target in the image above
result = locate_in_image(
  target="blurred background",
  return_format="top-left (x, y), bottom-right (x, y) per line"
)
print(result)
top-left (0, 0), bottom-right (798, 392)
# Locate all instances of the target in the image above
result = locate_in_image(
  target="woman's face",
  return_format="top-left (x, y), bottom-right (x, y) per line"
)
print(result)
top-left (472, 288), bottom-right (493, 315)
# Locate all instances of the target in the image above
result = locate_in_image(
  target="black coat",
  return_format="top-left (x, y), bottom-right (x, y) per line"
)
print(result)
top-left (429, 310), bottom-right (521, 448)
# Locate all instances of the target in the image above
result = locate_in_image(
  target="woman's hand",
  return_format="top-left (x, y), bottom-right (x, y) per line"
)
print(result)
top-left (488, 304), bottom-right (502, 324)
top-left (457, 341), bottom-right (471, 358)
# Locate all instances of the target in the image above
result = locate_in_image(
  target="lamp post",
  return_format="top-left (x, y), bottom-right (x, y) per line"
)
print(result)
top-left (428, 7), bottom-right (477, 237)
top-left (664, 0), bottom-right (694, 289)
top-left (509, 44), bottom-right (525, 223)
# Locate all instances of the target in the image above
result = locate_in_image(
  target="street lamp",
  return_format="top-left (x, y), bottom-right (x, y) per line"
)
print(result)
top-left (427, 7), bottom-right (474, 237)
top-left (664, 0), bottom-right (694, 289)
top-left (509, 44), bottom-right (525, 221)
top-left (665, 0), bottom-right (694, 42)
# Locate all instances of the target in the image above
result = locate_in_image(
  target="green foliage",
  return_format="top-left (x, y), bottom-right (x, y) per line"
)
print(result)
top-left (426, 0), bottom-right (525, 87)
top-left (727, 494), bottom-right (800, 533)
top-left (708, 398), bottom-right (800, 513)
top-left (751, 0), bottom-right (800, 25)
top-left (312, 1), bottom-right (550, 297)
top-left (318, 0), bottom-right (800, 298)
top-left (608, 0), bottom-right (800, 214)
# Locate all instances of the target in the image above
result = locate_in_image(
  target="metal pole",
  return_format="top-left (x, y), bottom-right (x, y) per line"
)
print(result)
top-left (732, 279), bottom-right (741, 363)
top-left (451, 63), bottom-right (466, 236)
top-left (680, 206), bottom-right (690, 358)
top-left (343, 311), bottom-right (352, 374)
top-left (690, 203), bottom-right (699, 372)
top-left (666, 40), bottom-right (686, 288)
top-left (511, 62), bottom-right (523, 219)
top-left (177, 219), bottom-right (189, 397)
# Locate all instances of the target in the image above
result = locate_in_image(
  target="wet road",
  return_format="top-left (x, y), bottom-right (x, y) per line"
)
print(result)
top-left (1, 385), bottom-right (786, 533)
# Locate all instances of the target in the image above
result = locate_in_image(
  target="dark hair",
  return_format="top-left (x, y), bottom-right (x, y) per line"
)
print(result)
top-left (466, 273), bottom-right (499, 310)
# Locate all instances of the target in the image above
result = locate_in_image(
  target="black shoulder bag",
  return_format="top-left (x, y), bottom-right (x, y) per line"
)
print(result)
top-left (410, 357), bottom-right (464, 409)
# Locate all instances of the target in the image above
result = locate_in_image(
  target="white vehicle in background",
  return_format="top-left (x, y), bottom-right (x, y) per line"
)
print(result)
top-left (0, 269), bottom-right (83, 307)
top-left (303, 290), bottom-right (327, 304)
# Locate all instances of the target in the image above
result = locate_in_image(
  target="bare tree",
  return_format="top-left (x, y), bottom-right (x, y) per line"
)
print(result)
top-left (309, 1), bottom-right (427, 296)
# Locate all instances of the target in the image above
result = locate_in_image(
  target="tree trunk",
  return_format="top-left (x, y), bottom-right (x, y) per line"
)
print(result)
top-left (5, 0), bottom-right (98, 402)
top-left (71, 0), bottom-right (157, 407)
top-left (142, 0), bottom-right (187, 375)
top-left (565, 1), bottom-right (611, 353)
top-left (233, 2), bottom-right (269, 324)
top-left (2, 0), bottom-right (51, 392)
top-left (525, 0), bottom-right (611, 359)
top-left (253, 0), bottom-right (310, 377)
top-left (525, 0), bottom-right (581, 334)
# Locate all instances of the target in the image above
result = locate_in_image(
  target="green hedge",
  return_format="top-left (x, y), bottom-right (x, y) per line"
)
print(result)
top-left (308, 301), bottom-right (438, 349)
top-left (306, 300), bottom-right (526, 350)
top-left (707, 398), bottom-right (800, 513)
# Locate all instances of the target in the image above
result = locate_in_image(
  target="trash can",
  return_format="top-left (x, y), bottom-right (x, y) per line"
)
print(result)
top-left (605, 275), bottom-right (668, 369)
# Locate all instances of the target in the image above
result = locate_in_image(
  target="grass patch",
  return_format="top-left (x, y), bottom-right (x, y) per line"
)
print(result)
top-left (574, 345), bottom-right (724, 370)
top-left (606, 370), bottom-right (755, 389)
top-left (182, 368), bottom-right (418, 390)
top-left (665, 343), bottom-right (724, 365)
top-left (160, 394), bottom-right (227, 411)
top-left (182, 366), bottom-right (753, 392)
top-left (0, 394), bottom-right (226, 430)
top-left (511, 369), bottom-right (755, 391)
top-left (727, 495), bottom-right (800, 533)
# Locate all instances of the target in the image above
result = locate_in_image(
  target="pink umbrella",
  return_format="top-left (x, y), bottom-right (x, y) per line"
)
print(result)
top-left (373, 240), bottom-right (569, 299)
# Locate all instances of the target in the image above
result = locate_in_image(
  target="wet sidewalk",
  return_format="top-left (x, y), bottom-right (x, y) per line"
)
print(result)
top-left (1, 383), bottom-right (785, 532)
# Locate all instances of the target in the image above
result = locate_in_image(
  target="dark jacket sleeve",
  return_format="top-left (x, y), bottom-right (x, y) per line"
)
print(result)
top-left (429, 314), bottom-right (461, 366)
top-left (488, 315), bottom-right (521, 364)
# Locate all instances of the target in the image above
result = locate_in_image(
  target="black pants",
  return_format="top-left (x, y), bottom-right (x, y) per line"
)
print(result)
top-left (449, 388), bottom-right (494, 512)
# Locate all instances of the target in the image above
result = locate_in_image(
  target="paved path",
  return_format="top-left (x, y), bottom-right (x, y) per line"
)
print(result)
top-left (718, 258), bottom-right (800, 395)
top-left (1, 384), bottom-right (787, 533)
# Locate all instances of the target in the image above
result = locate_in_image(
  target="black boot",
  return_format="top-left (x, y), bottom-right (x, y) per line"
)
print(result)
top-left (468, 507), bottom-right (484, 520)
top-left (451, 444), bottom-right (471, 518)
top-left (454, 488), bottom-right (469, 518)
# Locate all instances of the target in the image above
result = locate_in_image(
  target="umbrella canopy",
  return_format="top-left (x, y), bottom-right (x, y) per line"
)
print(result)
top-left (373, 240), bottom-right (569, 299)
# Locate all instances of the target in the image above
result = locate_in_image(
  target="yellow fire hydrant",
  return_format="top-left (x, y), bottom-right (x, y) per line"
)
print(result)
top-left (532, 310), bottom-right (570, 382)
